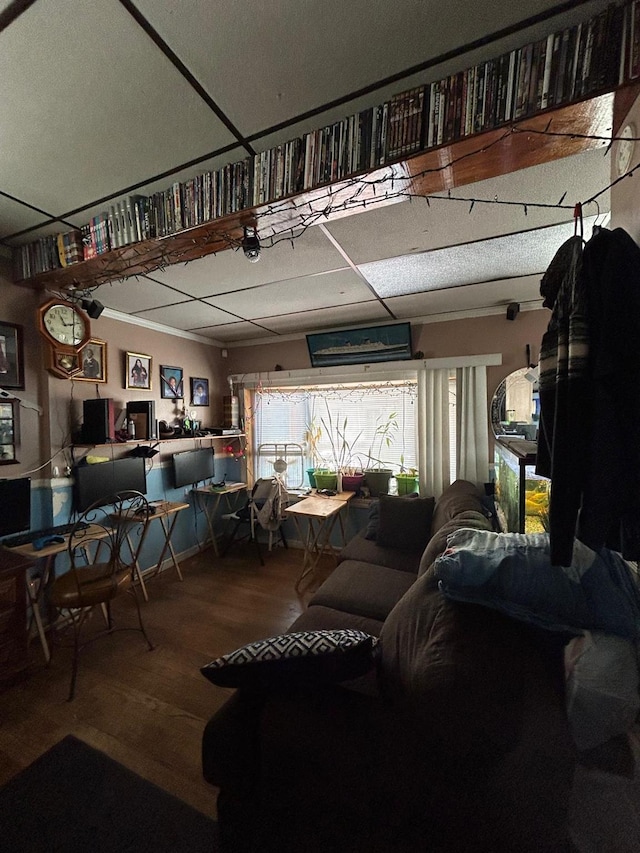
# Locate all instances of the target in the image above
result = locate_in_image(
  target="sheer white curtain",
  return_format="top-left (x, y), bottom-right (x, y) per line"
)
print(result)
top-left (456, 365), bottom-right (490, 488)
top-left (417, 368), bottom-right (450, 498)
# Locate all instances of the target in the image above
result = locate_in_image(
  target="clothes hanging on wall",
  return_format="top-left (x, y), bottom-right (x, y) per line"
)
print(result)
top-left (537, 227), bottom-right (640, 566)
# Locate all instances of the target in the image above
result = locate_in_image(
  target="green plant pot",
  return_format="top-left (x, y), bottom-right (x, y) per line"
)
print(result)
top-left (364, 469), bottom-right (393, 497)
top-left (314, 471), bottom-right (338, 491)
top-left (306, 468), bottom-right (317, 488)
top-left (395, 475), bottom-right (419, 495)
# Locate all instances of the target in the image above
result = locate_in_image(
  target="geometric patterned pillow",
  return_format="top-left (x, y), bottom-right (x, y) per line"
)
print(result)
top-left (200, 629), bottom-right (379, 689)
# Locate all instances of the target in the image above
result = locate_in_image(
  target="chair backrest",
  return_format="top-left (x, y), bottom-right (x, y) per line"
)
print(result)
top-left (250, 478), bottom-right (288, 531)
top-left (66, 490), bottom-right (151, 576)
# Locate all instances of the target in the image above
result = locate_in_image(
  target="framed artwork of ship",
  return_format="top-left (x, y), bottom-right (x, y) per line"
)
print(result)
top-left (306, 322), bottom-right (412, 368)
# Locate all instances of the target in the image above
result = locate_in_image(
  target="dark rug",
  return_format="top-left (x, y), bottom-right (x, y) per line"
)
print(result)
top-left (0, 735), bottom-right (219, 852)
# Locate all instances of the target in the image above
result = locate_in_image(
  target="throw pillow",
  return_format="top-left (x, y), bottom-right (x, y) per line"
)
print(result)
top-left (376, 494), bottom-right (435, 552)
top-left (364, 500), bottom-right (380, 540)
top-left (200, 629), bottom-right (379, 690)
top-left (434, 529), bottom-right (640, 639)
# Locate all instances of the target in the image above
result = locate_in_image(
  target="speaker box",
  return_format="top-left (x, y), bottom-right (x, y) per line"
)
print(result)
top-left (126, 400), bottom-right (156, 440)
top-left (83, 398), bottom-right (115, 444)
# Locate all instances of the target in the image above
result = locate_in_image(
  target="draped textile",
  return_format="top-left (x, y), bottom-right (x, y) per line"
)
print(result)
top-left (456, 365), bottom-right (490, 488)
top-left (417, 368), bottom-right (450, 498)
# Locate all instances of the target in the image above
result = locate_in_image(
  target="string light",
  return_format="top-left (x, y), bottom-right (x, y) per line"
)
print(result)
top-left (48, 121), bottom-right (637, 294)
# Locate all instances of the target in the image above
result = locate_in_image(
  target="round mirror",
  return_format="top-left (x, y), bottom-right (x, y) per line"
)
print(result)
top-left (491, 367), bottom-right (540, 441)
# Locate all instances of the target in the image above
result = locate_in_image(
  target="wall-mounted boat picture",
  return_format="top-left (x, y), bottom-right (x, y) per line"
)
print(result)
top-left (306, 322), bottom-right (412, 367)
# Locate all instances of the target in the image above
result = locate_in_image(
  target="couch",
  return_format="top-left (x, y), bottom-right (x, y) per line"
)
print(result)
top-left (201, 480), bottom-right (576, 852)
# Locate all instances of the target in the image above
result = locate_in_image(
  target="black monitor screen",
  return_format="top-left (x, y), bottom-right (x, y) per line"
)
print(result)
top-left (0, 477), bottom-right (31, 538)
top-left (172, 447), bottom-right (215, 488)
top-left (73, 457), bottom-right (147, 512)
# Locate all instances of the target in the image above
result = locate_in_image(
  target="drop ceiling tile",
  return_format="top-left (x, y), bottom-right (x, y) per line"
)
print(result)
top-left (91, 277), bottom-right (188, 313)
top-left (134, 0), bottom-right (602, 137)
top-left (204, 269), bottom-right (375, 319)
top-left (255, 301), bottom-right (391, 335)
top-left (359, 216), bottom-right (598, 298)
top-left (137, 300), bottom-right (238, 330)
top-left (0, 198), bottom-right (53, 242)
top-left (386, 275), bottom-right (544, 320)
top-left (325, 149), bottom-right (611, 264)
top-left (196, 322), bottom-right (278, 343)
top-left (142, 225), bottom-right (348, 297)
top-left (0, 0), bottom-right (236, 216)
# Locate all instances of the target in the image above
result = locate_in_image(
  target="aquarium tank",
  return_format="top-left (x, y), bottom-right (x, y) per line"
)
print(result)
top-left (494, 438), bottom-right (550, 534)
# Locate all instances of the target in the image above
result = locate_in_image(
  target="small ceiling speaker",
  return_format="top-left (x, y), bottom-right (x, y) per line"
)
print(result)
top-left (81, 297), bottom-right (105, 319)
top-left (506, 302), bottom-right (520, 321)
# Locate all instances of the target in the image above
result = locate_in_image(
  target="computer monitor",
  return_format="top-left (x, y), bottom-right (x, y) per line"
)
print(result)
top-left (73, 457), bottom-right (147, 512)
top-left (172, 447), bottom-right (215, 489)
top-left (0, 477), bottom-right (31, 538)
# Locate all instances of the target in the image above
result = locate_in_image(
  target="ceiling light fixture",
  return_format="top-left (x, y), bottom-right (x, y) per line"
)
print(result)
top-left (242, 226), bottom-right (261, 263)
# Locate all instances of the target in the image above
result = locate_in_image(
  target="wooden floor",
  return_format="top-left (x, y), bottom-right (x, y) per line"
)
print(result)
top-left (0, 542), bottom-right (328, 820)
top-left (1, 542), bottom-right (639, 852)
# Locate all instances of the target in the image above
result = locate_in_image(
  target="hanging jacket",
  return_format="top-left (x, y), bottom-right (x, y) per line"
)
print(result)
top-left (536, 235), bottom-right (589, 566)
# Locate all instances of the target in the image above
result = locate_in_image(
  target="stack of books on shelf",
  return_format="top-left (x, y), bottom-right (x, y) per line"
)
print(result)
top-left (14, 0), bottom-right (640, 283)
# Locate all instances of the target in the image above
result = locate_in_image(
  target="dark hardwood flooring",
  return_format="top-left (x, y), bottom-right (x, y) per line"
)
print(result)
top-left (1, 543), bottom-right (638, 851)
top-left (0, 543), bottom-right (328, 820)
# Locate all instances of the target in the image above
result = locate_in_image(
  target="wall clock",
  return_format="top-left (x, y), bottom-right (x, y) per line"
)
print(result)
top-left (45, 347), bottom-right (83, 379)
top-left (37, 299), bottom-right (91, 353)
top-left (616, 123), bottom-right (636, 177)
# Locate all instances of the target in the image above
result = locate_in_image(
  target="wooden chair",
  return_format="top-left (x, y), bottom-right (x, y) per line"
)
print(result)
top-left (50, 490), bottom-right (154, 701)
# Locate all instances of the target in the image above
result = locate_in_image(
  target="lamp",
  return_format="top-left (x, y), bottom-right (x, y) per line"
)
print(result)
top-left (80, 297), bottom-right (105, 319)
top-left (242, 227), bottom-right (261, 263)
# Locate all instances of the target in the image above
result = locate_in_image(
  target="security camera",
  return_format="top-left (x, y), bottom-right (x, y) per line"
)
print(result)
top-left (242, 227), bottom-right (261, 263)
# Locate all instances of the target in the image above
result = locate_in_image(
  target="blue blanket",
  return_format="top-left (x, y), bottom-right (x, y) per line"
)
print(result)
top-left (434, 530), bottom-right (640, 639)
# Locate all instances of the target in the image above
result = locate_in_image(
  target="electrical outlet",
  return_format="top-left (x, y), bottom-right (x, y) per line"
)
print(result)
top-left (184, 488), bottom-right (190, 499)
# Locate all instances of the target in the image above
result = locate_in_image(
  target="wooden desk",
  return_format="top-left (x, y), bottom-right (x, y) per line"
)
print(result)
top-left (285, 492), bottom-right (354, 590)
top-left (0, 547), bottom-right (35, 686)
top-left (192, 483), bottom-right (247, 556)
top-left (4, 524), bottom-right (109, 665)
top-left (113, 501), bottom-right (189, 601)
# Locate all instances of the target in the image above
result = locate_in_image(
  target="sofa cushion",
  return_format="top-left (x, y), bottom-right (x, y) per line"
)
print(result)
top-left (339, 531), bottom-right (422, 574)
top-left (430, 479), bottom-right (486, 537)
top-left (376, 494), bottom-right (435, 552)
top-left (418, 511), bottom-right (493, 576)
top-left (311, 561), bottom-right (417, 621)
top-left (201, 629), bottom-right (379, 689)
top-left (289, 604), bottom-right (385, 638)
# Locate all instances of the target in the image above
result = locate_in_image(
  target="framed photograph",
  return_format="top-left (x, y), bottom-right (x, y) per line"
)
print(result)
top-left (0, 321), bottom-right (25, 389)
top-left (160, 365), bottom-right (184, 399)
top-left (76, 338), bottom-right (107, 383)
top-left (190, 377), bottom-right (209, 406)
top-left (306, 321), bottom-right (413, 368)
top-left (125, 351), bottom-right (152, 390)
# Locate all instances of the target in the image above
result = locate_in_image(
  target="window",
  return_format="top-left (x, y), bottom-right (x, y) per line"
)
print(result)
top-left (252, 382), bottom-right (419, 486)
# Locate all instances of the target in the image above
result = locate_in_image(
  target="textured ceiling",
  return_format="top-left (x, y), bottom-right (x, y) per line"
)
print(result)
top-left (0, 0), bottom-right (617, 345)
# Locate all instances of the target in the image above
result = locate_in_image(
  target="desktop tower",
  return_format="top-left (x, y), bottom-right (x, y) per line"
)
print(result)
top-left (82, 398), bottom-right (115, 444)
top-left (126, 400), bottom-right (156, 440)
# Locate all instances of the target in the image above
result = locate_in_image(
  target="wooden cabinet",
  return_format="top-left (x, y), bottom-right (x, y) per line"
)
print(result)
top-left (0, 548), bottom-right (33, 687)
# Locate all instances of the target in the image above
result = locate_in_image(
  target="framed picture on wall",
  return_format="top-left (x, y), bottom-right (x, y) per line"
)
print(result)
top-left (0, 321), bottom-right (25, 389)
top-left (160, 365), bottom-right (184, 399)
top-left (190, 377), bottom-right (209, 406)
top-left (76, 339), bottom-right (107, 382)
top-left (125, 351), bottom-right (152, 390)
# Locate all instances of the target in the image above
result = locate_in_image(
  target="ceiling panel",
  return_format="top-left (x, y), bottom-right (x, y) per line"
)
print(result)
top-left (255, 301), bottom-right (391, 335)
top-left (142, 224), bottom-right (348, 296)
top-left (325, 148), bottom-right (611, 264)
top-left (134, 0), bottom-right (611, 137)
top-left (91, 277), bottom-right (190, 313)
top-left (0, 196), bottom-right (51, 242)
top-left (359, 216), bottom-right (599, 298)
top-left (193, 322), bottom-right (278, 343)
top-left (0, 0), bottom-right (235, 216)
top-left (386, 274), bottom-right (544, 320)
top-left (204, 269), bottom-right (377, 319)
top-left (137, 300), bottom-right (239, 330)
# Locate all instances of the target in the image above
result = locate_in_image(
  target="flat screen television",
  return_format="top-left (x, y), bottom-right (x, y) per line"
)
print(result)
top-left (73, 457), bottom-right (147, 512)
top-left (0, 477), bottom-right (31, 538)
top-left (306, 322), bottom-right (413, 368)
top-left (172, 447), bottom-right (215, 488)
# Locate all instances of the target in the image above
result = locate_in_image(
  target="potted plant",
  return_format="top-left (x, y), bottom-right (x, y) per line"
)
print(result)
top-left (362, 412), bottom-right (398, 496)
top-left (303, 413), bottom-right (323, 488)
top-left (319, 406), bottom-right (364, 492)
top-left (395, 462), bottom-right (419, 495)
